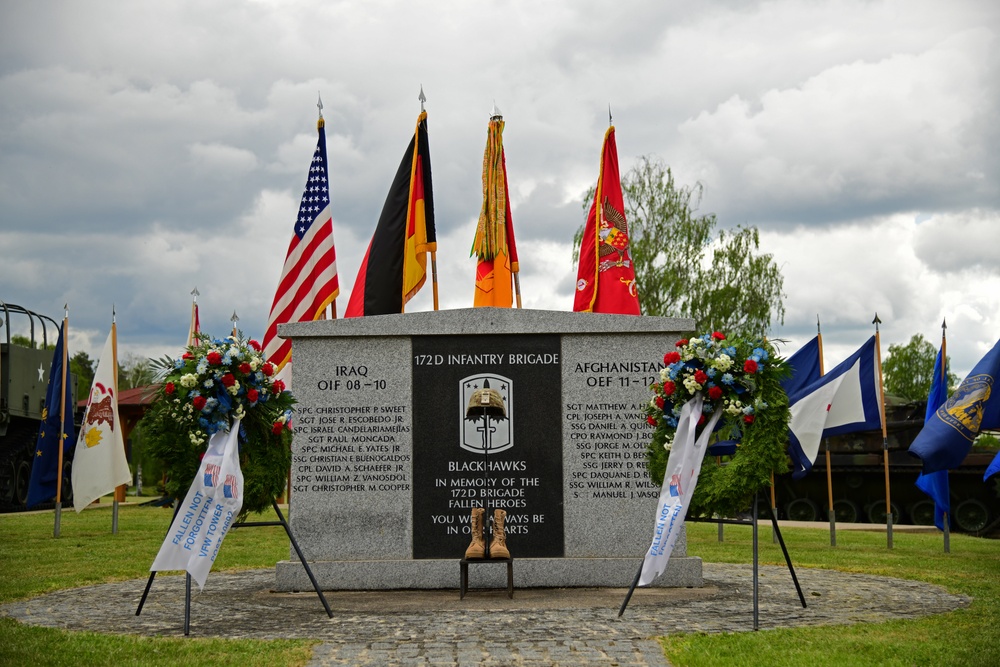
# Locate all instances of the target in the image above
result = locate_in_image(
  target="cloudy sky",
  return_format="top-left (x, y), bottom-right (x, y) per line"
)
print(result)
top-left (2, 0), bottom-right (998, 378)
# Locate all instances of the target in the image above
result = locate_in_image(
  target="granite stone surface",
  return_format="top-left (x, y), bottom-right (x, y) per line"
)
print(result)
top-left (280, 309), bottom-right (700, 590)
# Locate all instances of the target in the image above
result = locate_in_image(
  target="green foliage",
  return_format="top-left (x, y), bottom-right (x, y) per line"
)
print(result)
top-left (69, 350), bottom-right (95, 401)
top-left (118, 352), bottom-right (156, 390)
top-left (141, 333), bottom-right (294, 516)
top-left (975, 432), bottom-right (1000, 450)
top-left (574, 155), bottom-right (785, 338)
top-left (883, 333), bottom-right (959, 401)
top-left (645, 336), bottom-right (790, 517)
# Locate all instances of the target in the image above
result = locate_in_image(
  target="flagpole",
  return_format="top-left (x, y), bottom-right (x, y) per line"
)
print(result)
top-left (417, 85), bottom-right (440, 312)
top-left (54, 305), bottom-right (69, 538)
top-left (317, 94), bottom-right (337, 322)
top-left (189, 287), bottom-right (200, 347)
top-left (111, 308), bottom-right (121, 534)
top-left (940, 318), bottom-right (950, 553)
top-left (873, 313), bottom-right (892, 548)
top-left (817, 316), bottom-right (837, 546)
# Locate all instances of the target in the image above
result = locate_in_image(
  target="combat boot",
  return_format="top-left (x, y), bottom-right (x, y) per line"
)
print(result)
top-left (464, 507), bottom-right (486, 559)
top-left (489, 508), bottom-right (510, 559)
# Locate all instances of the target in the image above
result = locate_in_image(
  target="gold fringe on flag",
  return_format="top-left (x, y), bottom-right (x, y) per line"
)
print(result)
top-left (471, 119), bottom-right (508, 261)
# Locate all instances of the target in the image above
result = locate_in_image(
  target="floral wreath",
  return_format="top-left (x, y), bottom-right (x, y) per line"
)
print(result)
top-left (644, 332), bottom-right (791, 518)
top-left (143, 332), bottom-right (294, 515)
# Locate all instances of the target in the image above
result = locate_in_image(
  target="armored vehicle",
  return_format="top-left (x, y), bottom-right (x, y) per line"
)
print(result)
top-left (775, 398), bottom-right (1000, 535)
top-left (0, 302), bottom-right (76, 511)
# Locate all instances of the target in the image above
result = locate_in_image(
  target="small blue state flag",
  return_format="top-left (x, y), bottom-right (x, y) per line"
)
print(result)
top-left (909, 338), bottom-right (1000, 474)
top-left (915, 344), bottom-right (951, 530)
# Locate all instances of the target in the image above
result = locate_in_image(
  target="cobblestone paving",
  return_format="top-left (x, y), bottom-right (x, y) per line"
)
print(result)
top-left (1, 563), bottom-right (969, 667)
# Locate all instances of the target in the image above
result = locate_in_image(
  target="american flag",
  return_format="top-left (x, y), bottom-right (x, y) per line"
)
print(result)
top-left (262, 117), bottom-right (339, 386)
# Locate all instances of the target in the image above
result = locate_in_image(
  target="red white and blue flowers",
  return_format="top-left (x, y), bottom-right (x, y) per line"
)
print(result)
top-left (647, 332), bottom-right (775, 446)
top-left (144, 332), bottom-right (294, 514)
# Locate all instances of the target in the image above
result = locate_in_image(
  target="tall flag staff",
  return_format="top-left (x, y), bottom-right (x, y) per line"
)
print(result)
top-left (56, 306), bottom-right (69, 536)
top-left (263, 94), bottom-right (340, 386)
top-left (573, 107), bottom-right (640, 315)
top-left (345, 87), bottom-right (437, 317)
top-left (915, 319), bottom-right (951, 552)
top-left (72, 307), bottom-right (132, 532)
top-left (187, 287), bottom-right (201, 347)
top-left (816, 316), bottom-right (839, 546)
top-left (421, 87), bottom-right (440, 311)
top-left (112, 306), bottom-right (122, 533)
top-left (873, 313), bottom-right (893, 548)
top-left (472, 103), bottom-right (521, 308)
top-left (54, 305), bottom-right (70, 536)
top-left (26, 305), bottom-right (74, 537)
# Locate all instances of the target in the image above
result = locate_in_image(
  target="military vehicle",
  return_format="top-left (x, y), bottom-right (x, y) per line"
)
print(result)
top-left (0, 302), bottom-right (76, 512)
top-left (774, 398), bottom-right (1000, 535)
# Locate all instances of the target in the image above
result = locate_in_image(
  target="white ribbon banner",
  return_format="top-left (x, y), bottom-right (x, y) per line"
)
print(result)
top-left (151, 418), bottom-right (244, 589)
top-left (639, 394), bottom-right (721, 586)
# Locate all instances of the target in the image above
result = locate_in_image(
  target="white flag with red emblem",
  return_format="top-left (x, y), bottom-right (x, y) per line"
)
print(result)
top-left (72, 328), bottom-right (132, 512)
top-left (151, 418), bottom-right (244, 589)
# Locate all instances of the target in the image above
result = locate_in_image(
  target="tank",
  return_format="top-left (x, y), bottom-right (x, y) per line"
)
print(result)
top-left (774, 398), bottom-right (1000, 535)
top-left (0, 302), bottom-right (77, 512)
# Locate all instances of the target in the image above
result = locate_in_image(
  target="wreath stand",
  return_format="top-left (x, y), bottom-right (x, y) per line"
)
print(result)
top-left (135, 498), bottom-right (332, 635)
top-left (618, 490), bottom-right (806, 629)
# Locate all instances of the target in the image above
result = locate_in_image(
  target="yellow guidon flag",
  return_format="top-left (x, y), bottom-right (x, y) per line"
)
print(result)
top-left (472, 112), bottom-right (520, 308)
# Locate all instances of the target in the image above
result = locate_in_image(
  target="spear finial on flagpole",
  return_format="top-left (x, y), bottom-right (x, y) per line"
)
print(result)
top-left (609, 104), bottom-right (613, 126)
top-left (317, 92), bottom-right (324, 119)
top-left (112, 304), bottom-right (116, 324)
top-left (872, 311), bottom-right (892, 548)
top-left (231, 310), bottom-right (239, 337)
top-left (191, 287), bottom-right (199, 303)
top-left (419, 85), bottom-right (426, 112)
top-left (816, 314), bottom-right (821, 335)
top-left (491, 101), bottom-right (502, 120)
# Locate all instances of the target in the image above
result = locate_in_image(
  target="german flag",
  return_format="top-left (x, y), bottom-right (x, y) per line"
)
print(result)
top-left (472, 116), bottom-right (519, 307)
top-left (345, 111), bottom-right (436, 317)
top-left (573, 125), bottom-right (640, 315)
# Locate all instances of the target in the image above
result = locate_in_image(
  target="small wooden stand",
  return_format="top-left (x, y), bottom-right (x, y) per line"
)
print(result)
top-left (460, 557), bottom-right (514, 599)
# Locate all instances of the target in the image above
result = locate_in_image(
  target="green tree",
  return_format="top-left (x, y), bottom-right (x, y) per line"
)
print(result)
top-left (882, 333), bottom-right (959, 401)
top-left (574, 156), bottom-right (785, 337)
top-left (70, 350), bottom-right (95, 400)
top-left (118, 353), bottom-right (156, 390)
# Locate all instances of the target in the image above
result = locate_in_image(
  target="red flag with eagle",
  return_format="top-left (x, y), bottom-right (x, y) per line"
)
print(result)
top-left (262, 115), bottom-right (340, 386)
top-left (573, 126), bottom-right (640, 315)
top-left (71, 326), bottom-right (132, 512)
top-left (472, 114), bottom-right (519, 307)
top-left (346, 111), bottom-right (436, 316)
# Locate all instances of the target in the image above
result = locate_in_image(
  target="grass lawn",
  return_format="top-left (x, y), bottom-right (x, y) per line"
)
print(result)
top-left (671, 522), bottom-right (1000, 667)
top-left (1, 503), bottom-right (998, 666)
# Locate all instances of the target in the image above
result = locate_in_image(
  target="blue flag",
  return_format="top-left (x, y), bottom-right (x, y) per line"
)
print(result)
top-left (986, 451), bottom-right (1000, 481)
top-left (786, 336), bottom-right (882, 478)
top-left (781, 335), bottom-right (822, 398)
top-left (909, 338), bottom-right (1000, 474)
top-left (915, 345), bottom-right (951, 530)
top-left (26, 325), bottom-right (76, 508)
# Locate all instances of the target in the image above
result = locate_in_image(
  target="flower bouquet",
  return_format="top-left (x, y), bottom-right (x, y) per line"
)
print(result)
top-left (645, 332), bottom-right (791, 517)
top-left (142, 332), bottom-right (294, 515)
